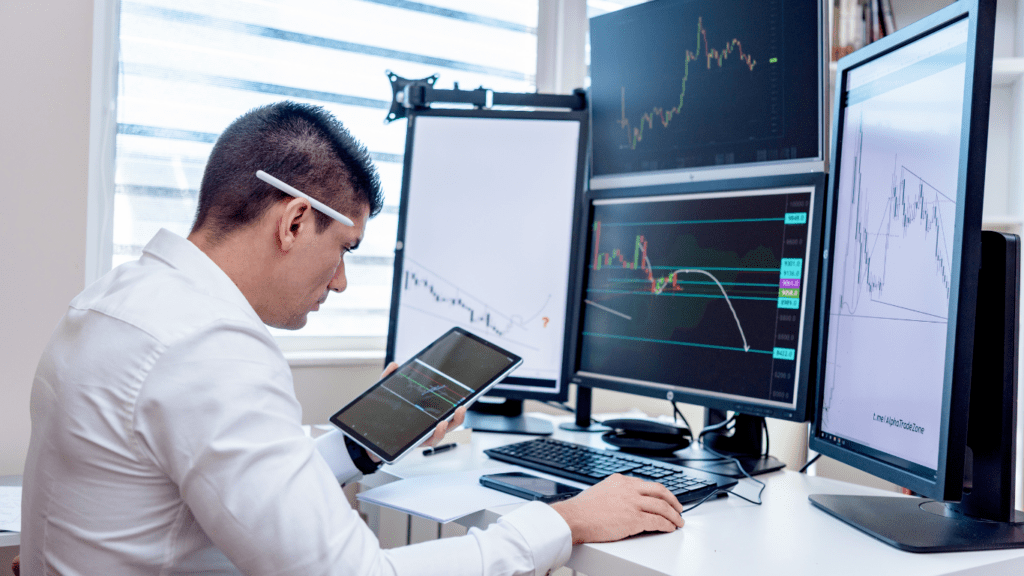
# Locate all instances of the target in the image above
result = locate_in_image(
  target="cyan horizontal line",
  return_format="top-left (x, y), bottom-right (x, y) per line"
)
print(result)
top-left (598, 217), bottom-right (786, 226)
top-left (608, 278), bottom-right (780, 287)
top-left (582, 331), bottom-right (772, 355)
top-left (586, 289), bottom-right (779, 301)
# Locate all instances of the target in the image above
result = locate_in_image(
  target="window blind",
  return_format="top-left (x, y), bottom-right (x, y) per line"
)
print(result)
top-left (113, 0), bottom-right (538, 345)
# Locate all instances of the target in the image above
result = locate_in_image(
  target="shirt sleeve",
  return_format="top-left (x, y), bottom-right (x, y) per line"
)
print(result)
top-left (315, 428), bottom-right (362, 485)
top-left (134, 322), bottom-right (572, 576)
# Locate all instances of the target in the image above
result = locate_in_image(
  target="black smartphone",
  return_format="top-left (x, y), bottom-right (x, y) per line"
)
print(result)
top-left (479, 472), bottom-right (583, 503)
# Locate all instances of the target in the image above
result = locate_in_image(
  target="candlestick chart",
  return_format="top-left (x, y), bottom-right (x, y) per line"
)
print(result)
top-left (618, 17), bottom-right (758, 152)
top-left (589, 0), bottom-right (821, 176)
top-left (578, 188), bottom-right (815, 404)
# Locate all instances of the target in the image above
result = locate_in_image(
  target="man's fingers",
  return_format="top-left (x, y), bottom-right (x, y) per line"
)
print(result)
top-left (379, 361), bottom-right (398, 379)
top-left (643, 513), bottom-right (683, 534)
top-left (642, 496), bottom-right (685, 528)
top-left (450, 406), bottom-right (467, 428)
top-left (631, 478), bottom-right (684, 513)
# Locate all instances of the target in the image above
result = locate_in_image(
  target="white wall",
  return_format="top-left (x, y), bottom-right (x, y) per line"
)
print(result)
top-left (0, 1), bottom-right (95, 475)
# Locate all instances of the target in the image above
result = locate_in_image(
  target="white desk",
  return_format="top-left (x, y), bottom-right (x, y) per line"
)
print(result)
top-left (366, 418), bottom-right (1024, 576)
top-left (0, 475), bottom-right (21, 548)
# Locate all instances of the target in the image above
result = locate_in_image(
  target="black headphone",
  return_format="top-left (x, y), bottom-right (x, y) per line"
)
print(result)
top-left (600, 418), bottom-right (692, 454)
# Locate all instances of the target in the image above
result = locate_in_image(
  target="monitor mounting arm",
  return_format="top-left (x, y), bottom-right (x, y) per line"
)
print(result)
top-left (385, 71), bottom-right (586, 123)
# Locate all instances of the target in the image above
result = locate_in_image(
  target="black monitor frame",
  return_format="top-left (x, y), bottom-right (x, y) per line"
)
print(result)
top-left (385, 107), bottom-right (588, 434)
top-left (566, 172), bottom-right (827, 442)
top-left (808, 0), bottom-right (995, 502)
top-left (805, 0), bottom-right (1020, 553)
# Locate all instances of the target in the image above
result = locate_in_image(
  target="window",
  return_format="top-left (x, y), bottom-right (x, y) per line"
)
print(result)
top-left (107, 0), bottom-right (539, 352)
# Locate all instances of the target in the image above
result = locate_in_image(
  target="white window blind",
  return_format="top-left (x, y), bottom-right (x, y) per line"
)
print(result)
top-left (112, 0), bottom-right (538, 348)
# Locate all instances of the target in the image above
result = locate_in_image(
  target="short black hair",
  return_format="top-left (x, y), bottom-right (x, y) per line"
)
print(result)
top-left (191, 101), bottom-right (383, 241)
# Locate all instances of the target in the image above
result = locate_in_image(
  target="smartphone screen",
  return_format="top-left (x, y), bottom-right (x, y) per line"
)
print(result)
top-left (480, 472), bottom-right (582, 503)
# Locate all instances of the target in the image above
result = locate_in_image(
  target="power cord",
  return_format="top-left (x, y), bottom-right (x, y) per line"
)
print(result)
top-left (541, 400), bottom-right (577, 415)
top-left (665, 407), bottom-right (766, 512)
top-left (798, 453), bottom-right (821, 473)
top-left (671, 401), bottom-right (693, 433)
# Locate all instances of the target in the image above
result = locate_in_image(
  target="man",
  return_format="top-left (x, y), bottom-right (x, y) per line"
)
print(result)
top-left (21, 101), bottom-right (684, 575)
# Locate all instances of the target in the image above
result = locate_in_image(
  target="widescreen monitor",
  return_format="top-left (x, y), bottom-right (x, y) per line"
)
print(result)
top-left (386, 109), bottom-right (587, 435)
top-left (806, 0), bottom-right (1019, 552)
top-left (566, 172), bottom-right (826, 474)
top-left (588, 0), bottom-right (826, 180)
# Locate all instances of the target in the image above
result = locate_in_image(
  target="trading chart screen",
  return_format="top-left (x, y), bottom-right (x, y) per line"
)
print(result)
top-left (389, 113), bottom-right (584, 401)
top-left (576, 184), bottom-right (817, 409)
top-left (589, 0), bottom-right (821, 176)
top-left (819, 19), bottom-right (970, 474)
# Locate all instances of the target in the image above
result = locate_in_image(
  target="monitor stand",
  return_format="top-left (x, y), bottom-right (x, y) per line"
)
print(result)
top-left (464, 397), bottom-right (553, 436)
top-left (557, 386), bottom-right (610, 433)
top-left (670, 410), bottom-right (785, 478)
top-left (810, 231), bottom-right (1024, 552)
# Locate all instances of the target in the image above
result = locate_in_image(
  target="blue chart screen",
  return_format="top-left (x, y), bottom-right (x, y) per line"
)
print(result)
top-left (578, 187), bottom-right (815, 407)
top-left (589, 0), bottom-right (820, 176)
top-left (820, 20), bottom-right (969, 472)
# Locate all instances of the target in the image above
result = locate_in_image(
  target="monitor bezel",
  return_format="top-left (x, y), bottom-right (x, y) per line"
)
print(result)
top-left (385, 107), bottom-right (590, 403)
top-left (808, 0), bottom-right (995, 501)
top-left (566, 171), bottom-right (827, 423)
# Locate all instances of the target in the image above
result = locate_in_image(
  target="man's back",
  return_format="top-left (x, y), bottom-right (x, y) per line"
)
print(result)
top-left (21, 230), bottom-right (293, 574)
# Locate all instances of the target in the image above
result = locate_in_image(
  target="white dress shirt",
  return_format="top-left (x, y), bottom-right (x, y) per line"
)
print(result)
top-left (22, 228), bottom-right (572, 575)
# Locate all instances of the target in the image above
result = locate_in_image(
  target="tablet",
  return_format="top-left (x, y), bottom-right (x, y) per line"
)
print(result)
top-left (330, 327), bottom-right (523, 463)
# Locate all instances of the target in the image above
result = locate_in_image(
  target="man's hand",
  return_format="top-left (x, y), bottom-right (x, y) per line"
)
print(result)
top-left (549, 474), bottom-right (684, 544)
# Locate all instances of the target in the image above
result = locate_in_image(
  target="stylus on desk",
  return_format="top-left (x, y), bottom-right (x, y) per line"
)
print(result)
top-left (423, 443), bottom-right (457, 456)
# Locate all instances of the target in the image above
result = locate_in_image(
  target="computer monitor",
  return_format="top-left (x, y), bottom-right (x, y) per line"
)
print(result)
top-left (806, 0), bottom-right (1019, 552)
top-left (565, 171), bottom-right (827, 475)
top-left (588, 0), bottom-right (826, 179)
top-left (386, 109), bottom-right (587, 435)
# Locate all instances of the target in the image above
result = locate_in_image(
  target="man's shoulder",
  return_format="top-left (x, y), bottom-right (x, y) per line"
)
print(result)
top-left (73, 257), bottom-right (265, 347)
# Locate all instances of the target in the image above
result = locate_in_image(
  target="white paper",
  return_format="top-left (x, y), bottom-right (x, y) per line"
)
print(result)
top-left (358, 467), bottom-right (529, 523)
top-left (0, 486), bottom-right (21, 532)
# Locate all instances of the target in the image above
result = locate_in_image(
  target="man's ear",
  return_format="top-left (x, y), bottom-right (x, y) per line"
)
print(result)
top-left (277, 197), bottom-right (315, 252)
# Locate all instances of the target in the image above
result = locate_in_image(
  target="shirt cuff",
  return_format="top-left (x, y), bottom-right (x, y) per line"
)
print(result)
top-left (498, 501), bottom-right (573, 574)
top-left (314, 428), bottom-right (361, 484)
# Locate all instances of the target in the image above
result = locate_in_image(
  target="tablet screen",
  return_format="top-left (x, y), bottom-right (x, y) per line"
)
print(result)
top-left (330, 327), bottom-right (522, 462)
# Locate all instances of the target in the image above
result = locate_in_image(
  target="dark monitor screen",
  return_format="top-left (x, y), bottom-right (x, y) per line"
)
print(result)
top-left (386, 109), bottom-right (587, 408)
top-left (569, 172), bottom-right (825, 424)
top-left (588, 0), bottom-right (825, 178)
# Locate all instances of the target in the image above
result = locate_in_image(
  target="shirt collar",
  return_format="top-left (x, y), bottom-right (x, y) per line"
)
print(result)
top-left (142, 228), bottom-right (263, 325)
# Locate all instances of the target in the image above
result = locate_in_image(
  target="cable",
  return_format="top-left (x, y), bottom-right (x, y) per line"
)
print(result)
top-left (798, 453), bottom-right (821, 474)
top-left (698, 414), bottom-right (735, 440)
top-left (762, 418), bottom-right (769, 457)
top-left (699, 443), bottom-right (766, 507)
top-left (670, 401), bottom-right (692, 434)
top-left (680, 488), bottom-right (726, 513)
top-left (541, 400), bottom-right (576, 415)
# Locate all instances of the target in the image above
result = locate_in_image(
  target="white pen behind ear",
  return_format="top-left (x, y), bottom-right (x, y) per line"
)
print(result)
top-left (256, 170), bottom-right (355, 227)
